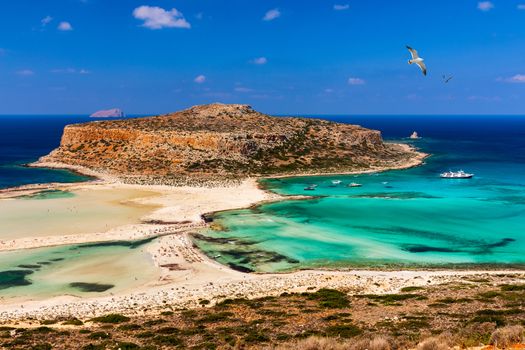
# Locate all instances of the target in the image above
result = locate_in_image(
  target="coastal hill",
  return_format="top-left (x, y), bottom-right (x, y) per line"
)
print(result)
top-left (38, 104), bottom-right (423, 184)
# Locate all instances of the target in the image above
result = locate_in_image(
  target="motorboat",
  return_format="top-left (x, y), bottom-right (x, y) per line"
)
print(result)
top-left (440, 170), bottom-right (474, 179)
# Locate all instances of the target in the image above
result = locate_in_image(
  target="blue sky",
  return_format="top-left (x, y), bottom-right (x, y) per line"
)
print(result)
top-left (1, 0), bottom-right (525, 115)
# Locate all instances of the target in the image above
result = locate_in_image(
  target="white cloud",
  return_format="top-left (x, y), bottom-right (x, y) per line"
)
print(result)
top-left (500, 74), bottom-right (525, 83)
top-left (58, 21), bottom-right (73, 31)
top-left (194, 75), bottom-right (206, 83)
top-left (333, 4), bottom-right (350, 10)
top-left (348, 77), bottom-right (365, 85)
top-left (17, 69), bottom-right (35, 76)
top-left (234, 87), bottom-right (253, 93)
top-left (477, 1), bottom-right (494, 11)
top-left (251, 57), bottom-right (268, 65)
top-left (133, 6), bottom-right (190, 29)
top-left (51, 68), bottom-right (91, 74)
top-left (518, 4), bottom-right (525, 9)
top-left (41, 16), bottom-right (53, 26)
top-left (263, 8), bottom-right (281, 21)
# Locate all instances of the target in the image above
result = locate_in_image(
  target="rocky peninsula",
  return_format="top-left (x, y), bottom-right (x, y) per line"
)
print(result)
top-left (0, 104), bottom-right (435, 323)
top-left (36, 103), bottom-right (425, 185)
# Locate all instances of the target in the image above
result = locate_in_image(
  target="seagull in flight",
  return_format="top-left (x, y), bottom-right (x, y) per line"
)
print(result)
top-left (406, 46), bottom-right (427, 76)
top-left (442, 74), bottom-right (453, 83)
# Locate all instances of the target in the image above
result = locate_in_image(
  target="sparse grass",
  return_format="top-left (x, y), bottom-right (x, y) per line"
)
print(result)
top-left (324, 324), bottom-right (361, 338)
top-left (306, 289), bottom-right (350, 309)
top-left (87, 331), bottom-right (111, 340)
top-left (62, 318), bottom-right (83, 326)
top-left (359, 293), bottom-right (423, 305)
top-left (400, 286), bottom-right (425, 292)
top-left (90, 313), bottom-right (130, 324)
top-left (2, 278), bottom-right (525, 350)
top-left (490, 325), bottom-right (524, 348)
top-left (416, 337), bottom-right (450, 350)
top-left (500, 284), bottom-right (525, 292)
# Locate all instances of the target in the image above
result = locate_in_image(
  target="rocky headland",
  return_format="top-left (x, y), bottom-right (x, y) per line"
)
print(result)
top-left (36, 103), bottom-right (424, 185)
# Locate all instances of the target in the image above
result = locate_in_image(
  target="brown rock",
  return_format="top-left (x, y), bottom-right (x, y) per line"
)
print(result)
top-left (39, 103), bottom-right (418, 184)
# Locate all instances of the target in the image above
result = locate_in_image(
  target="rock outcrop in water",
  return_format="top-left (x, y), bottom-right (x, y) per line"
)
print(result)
top-left (38, 103), bottom-right (422, 185)
top-left (90, 108), bottom-right (125, 118)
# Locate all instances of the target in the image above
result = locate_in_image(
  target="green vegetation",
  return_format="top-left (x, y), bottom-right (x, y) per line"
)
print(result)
top-left (358, 293), bottom-right (424, 305)
top-left (324, 324), bottom-right (362, 338)
top-left (2, 276), bottom-right (525, 349)
top-left (500, 284), bottom-right (525, 292)
top-left (400, 286), bottom-right (425, 292)
top-left (90, 314), bottom-right (130, 324)
top-left (306, 289), bottom-right (350, 308)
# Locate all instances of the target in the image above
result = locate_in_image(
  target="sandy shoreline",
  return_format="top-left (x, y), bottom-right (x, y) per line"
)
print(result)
top-left (3, 145), bottom-right (520, 323)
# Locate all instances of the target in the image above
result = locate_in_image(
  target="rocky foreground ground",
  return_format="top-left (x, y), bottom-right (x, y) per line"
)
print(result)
top-left (2, 274), bottom-right (524, 349)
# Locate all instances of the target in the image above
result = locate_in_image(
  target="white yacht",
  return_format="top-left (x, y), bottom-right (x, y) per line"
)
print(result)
top-left (331, 180), bottom-right (342, 185)
top-left (440, 170), bottom-right (474, 179)
top-left (348, 182), bottom-right (362, 188)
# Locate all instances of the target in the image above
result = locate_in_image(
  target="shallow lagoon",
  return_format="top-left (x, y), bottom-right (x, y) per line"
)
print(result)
top-left (195, 117), bottom-right (525, 272)
top-left (0, 187), bottom-right (159, 240)
top-left (0, 238), bottom-right (159, 300)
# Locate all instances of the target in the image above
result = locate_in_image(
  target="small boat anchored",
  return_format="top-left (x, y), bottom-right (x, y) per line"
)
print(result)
top-left (304, 184), bottom-right (318, 191)
top-left (347, 182), bottom-right (362, 188)
top-left (331, 180), bottom-right (342, 185)
top-left (440, 170), bottom-right (474, 179)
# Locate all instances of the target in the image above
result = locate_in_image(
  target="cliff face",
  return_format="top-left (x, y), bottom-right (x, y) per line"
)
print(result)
top-left (39, 104), bottom-right (418, 184)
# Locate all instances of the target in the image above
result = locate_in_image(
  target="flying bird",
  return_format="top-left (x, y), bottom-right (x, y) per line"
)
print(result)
top-left (406, 46), bottom-right (427, 76)
top-left (442, 74), bottom-right (453, 83)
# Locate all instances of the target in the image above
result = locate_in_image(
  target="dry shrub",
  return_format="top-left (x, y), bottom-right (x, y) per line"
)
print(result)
top-left (273, 337), bottom-right (348, 350)
top-left (416, 337), bottom-right (451, 350)
top-left (266, 335), bottom-right (391, 350)
top-left (350, 336), bottom-right (391, 350)
top-left (490, 325), bottom-right (524, 348)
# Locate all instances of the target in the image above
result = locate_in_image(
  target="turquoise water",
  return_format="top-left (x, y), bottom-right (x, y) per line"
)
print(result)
top-left (17, 189), bottom-right (75, 200)
top-left (195, 117), bottom-right (525, 272)
top-left (0, 238), bottom-right (158, 299)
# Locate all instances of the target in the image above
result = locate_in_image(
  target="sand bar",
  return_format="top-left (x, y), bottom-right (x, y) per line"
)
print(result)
top-left (4, 148), bottom-right (514, 323)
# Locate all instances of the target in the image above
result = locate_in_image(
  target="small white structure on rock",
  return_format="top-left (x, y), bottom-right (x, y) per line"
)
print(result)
top-left (409, 131), bottom-right (420, 139)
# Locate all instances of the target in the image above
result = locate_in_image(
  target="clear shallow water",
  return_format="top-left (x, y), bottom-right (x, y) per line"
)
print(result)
top-left (0, 187), bottom-right (159, 240)
top-left (0, 238), bottom-right (159, 300)
top-left (195, 116), bottom-right (525, 272)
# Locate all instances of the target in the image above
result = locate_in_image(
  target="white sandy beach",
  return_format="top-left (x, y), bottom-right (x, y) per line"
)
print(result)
top-left (2, 151), bottom-right (523, 322)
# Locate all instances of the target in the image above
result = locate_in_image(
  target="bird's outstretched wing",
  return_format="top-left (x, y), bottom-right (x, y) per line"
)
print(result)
top-left (406, 46), bottom-right (419, 59)
top-left (416, 61), bottom-right (427, 76)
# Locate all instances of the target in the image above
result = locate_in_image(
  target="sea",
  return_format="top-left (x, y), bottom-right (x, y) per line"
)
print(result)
top-left (2, 115), bottom-right (525, 277)
top-left (194, 115), bottom-right (525, 272)
top-left (0, 115), bottom-right (95, 189)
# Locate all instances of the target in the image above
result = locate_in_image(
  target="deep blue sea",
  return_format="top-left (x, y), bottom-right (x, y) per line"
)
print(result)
top-left (0, 115), bottom-right (142, 189)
